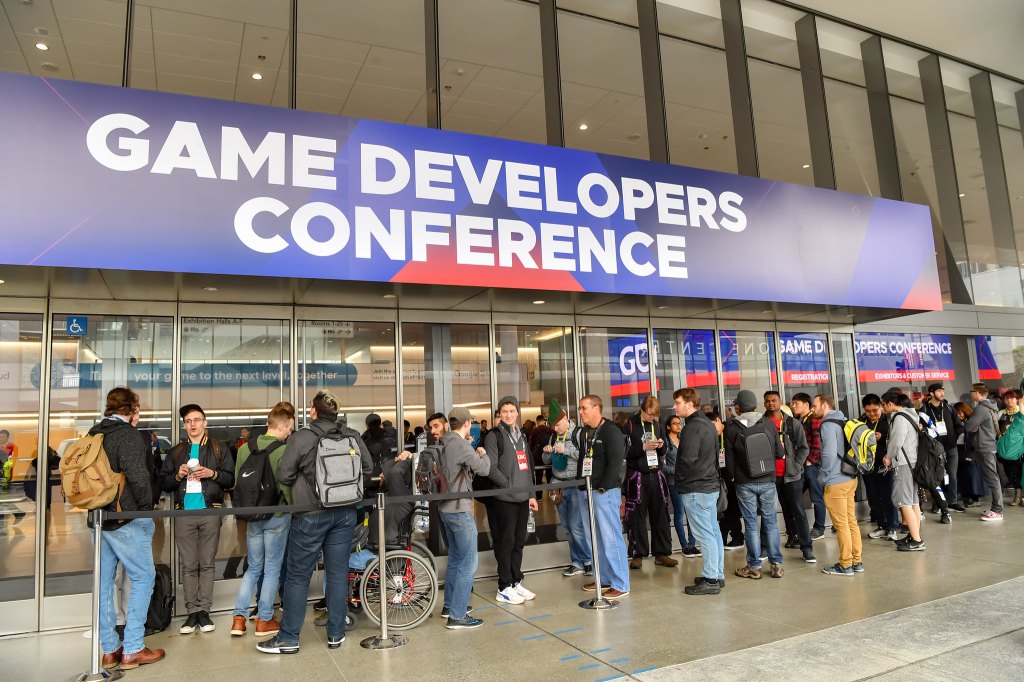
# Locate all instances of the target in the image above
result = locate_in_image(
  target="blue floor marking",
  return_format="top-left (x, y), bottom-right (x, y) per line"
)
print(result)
top-left (553, 627), bottom-right (583, 635)
top-left (559, 654), bottom-right (582, 661)
top-left (527, 613), bottom-right (552, 621)
top-left (594, 676), bottom-right (626, 682)
top-left (589, 647), bottom-right (611, 654)
top-left (474, 605), bottom-right (496, 611)
top-left (609, 657), bottom-right (630, 664)
top-left (522, 633), bottom-right (547, 641)
top-left (494, 619), bottom-right (516, 626)
top-left (632, 667), bottom-right (657, 675)
top-left (579, 663), bottom-right (601, 671)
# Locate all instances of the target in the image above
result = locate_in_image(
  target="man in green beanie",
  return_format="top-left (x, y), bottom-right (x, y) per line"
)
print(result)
top-left (542, 399), bottom-right (593, 577)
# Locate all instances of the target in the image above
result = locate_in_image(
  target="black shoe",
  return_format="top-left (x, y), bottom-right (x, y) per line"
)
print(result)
top-left (898, 538), bottom-right (926, 552)
top-left (684, 579), bottom-right (721, 595)
top-left (929, 506), bottom-right (940, 514)
top-left (179, 613), bottom-right (199, 634)
top-left (939, 513), bottom-right (951, 525)
top-left (197, 611), bottom-right (215, 633)
top-left (446, 616), bottom-right (483, 630)
top-left (314, 613), bottom-right (328, 627)
top-left (724, 539), bottom-right (744, 551)
top-left (440, 606), bottom-right (473, 619)
top-left (784, 539), bottom-right (800, 549)
top-left (257, 636), bottom-right (299, 654)
top-left (327, 635), bottom-right (345, 649)
top-left (692, 576), bottom-right (725, 588)
top-left (248, 606), bottom-right (258, 621)
top-left (314, 598), bottom-right (327, 612)
top-left (949, 503), bottom-right (966, 513)
top-left (802, 549), bottom-right (816, 564)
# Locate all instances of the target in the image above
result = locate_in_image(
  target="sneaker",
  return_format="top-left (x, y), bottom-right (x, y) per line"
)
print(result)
top-left (735, 565), bottom-right (762, 580)
top-left (446, 616), bottom-right (484, 630)
top-left (604, 588), bottom-right (629, 598)
top-left (256, 636), bottom-right (299, 655)
top-left (255, 617), bottom-right (279, 637)
top-left (981, 511), bottom-right (1004, 522)
top-left (929, 506), bottom-right (940, 514)
top-left (884, 530), bottom-right (898, 541)
top-left (769, 563), bottom-right (784, 578)
top-left (822, 563), bottom-right (854, 576)
top-left (939, 513), bottom-right (951, 525)
top-left (179, 613), bottom-right (199, 635)
top-left (684, 580), bottom-right (721, 595)
top-left (327, 635), bottom-right (344, 649)
top-left (314, 598), bottom-right (327, 612)
top-left (441, 606), bottom-right (473, 619)
top-left (759, 553), bottom-right (768, 562)
top-left (683, 546), bottom-right (702, 558)
top-left (920, 512), bottom-right (925, 522)
top-left (784, 538), bottom-right (800, 549)
top-left (230, 615), bottom-right (246, 636)
top-left (198, 611), bottom-right (215, 633)
top-left (868, 527), bottom-right (889, 539)
top-left (496, 587), bottom-right (525, 605)
top-left (898, 523), bottom-right (910, 533)
top-left (801, 549), bottom-right (816, 564)
top-left (583, 564), bottom-right (594, 576)
top-left (964, 499), bottom-right (980, 508)
top-left (248, 606), bottom-right (258, 621)
top-left (898, 538), bottom-right (926, 551)
top-left (512, 582), bottom-right (536, 601)
top-left (724, 539), bottom-right (745, 551)
top-left (851, 562), bottom-right (865, 573)
top-left (562, 564), bottom-right (584, 577)
top-left (314, 613), bottom-right (328, 627)
top-left (582, 582), bottom-right (610, 592)
top-left (810, 528), bottom-right (825, 541)
top-left (693, 576), bottom-right (726, 588)
top-left (949, 503), bottom-right (967, 513)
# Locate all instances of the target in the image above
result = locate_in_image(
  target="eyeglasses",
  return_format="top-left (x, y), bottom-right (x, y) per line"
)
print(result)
top-left (184, 418), bottom-right (205, 426)
top-left (578, 404), bottom-right (594, 411)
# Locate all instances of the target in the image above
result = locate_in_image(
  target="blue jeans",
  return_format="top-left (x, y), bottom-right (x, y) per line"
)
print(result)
top-left (559, 487), bottom-right (592, 568)
top-left (99, 518), bottom-right (155, 655)
top-left (668, 483), bottom-right (696, 547)
top-left (439, 511), bottom-right (477, 620)
top-left (234, 514), bottom-right (291, 621)
top-left (681, 491), bottom-right (723, 580)
top-left (280, 507), bottom-right (356, 643)
top-left (736, 481), bottom-right (783, 567)
top-left (579, 488), bottom-right (629, 592)
top-left (804, 464), bottom-right (827, 532)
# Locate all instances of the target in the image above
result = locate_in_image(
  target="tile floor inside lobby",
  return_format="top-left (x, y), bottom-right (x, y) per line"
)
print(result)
top-left (3, 502), bottom-right (1024, 682)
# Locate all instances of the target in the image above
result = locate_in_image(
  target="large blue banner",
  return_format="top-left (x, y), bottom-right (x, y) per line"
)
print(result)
top-left (0, 73), bottom-right (940, 309)
top-left (854, 332), bottom-right (954, 382)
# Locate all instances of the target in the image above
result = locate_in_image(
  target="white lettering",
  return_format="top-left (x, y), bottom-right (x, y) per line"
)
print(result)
top-left (411, 211), bottom-right (451, 262)
top-left (150, 120), bottom-right (216, 177)
top-left (455, 215), bottom-right (494, 267)
top-left (621, 177), bottom-right (654, 220)
top-left (290, 202), bottom-right (349, 256)
top-left (505, 162), bottom-right (543, 211)
top-left (361, 143), bottom-right (410, 195)
top-left (354, 206), bottom-right (405, 261)
top-left (234, 196), bottom-right (289, 253)
top-left (86, 113), bottom-right (150, 172)
top-left (656, 234), bottom-right (687, 279)
top-left (415, 150), bottom-right (455, 202)
top-left (220, 128), bottom-right (285, 184)
top-left (540, 223), bottom-right (576, 271)
top-left (619, 232), bottom-right (656, 276)
top-left (497, 219), bottom-right (538, 268)
top-left (293, 135), bottom-right (336, 190)
top-left (578, 173), bottom-right (620, 218)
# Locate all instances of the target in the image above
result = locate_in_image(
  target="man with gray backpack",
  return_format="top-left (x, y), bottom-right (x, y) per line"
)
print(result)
top-left (258, 391), bottom-right (374, 655)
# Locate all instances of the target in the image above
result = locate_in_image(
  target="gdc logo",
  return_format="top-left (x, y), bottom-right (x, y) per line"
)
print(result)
top-left (619, 342), bottom-right (650, 376)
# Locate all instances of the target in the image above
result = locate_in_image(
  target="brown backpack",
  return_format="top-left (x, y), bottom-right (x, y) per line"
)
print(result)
top-left (59, 433), bottom-right (125, 510)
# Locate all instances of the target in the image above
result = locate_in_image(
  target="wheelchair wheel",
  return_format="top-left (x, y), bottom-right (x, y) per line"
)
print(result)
top-left (360, 549), bottom-right (438, 631)
top-left (409, 539), bottom-right (437, 574)
top-left (345, 611), bottom-right (358, 631)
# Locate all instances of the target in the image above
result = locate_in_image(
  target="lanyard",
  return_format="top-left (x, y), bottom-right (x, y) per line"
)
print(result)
top-left (584, 419), bottom-right (604, 458)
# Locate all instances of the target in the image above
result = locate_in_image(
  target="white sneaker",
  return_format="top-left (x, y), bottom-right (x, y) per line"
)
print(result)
top-left (496, 587), bottom-right (525, 605)
top-left (868, 527), bottom-right (888, 539)
top-left (512, 582), bottom-right (536, 600)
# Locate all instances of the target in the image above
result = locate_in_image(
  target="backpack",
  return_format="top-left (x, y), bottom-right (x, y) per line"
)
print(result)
top-left (59, 432), bottom-right (125, 510)
top-left (234, 437), bottom-right (286, 521)
top-left (732, 418), bottom-right (776, 477)
top-left (822, 418), bottom-right (877, 476)
top-left (311, 423), bottom-right (364, 507)
top-left (893, 411), bottom-right (946, 489)
top-left (144, 564), bottom-right (174, 635)
top-left (997, 412), bottom-right (1024, 461)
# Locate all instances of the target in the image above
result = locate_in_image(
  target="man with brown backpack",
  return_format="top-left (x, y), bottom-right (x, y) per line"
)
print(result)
top-left (160, 403), bottom-right (235, 635)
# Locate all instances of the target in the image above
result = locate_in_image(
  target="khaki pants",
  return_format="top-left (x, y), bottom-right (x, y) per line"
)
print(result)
top-left (823, 478), bottom-right (862, 569)
top-left (175, 515), bottom-right (222, 614)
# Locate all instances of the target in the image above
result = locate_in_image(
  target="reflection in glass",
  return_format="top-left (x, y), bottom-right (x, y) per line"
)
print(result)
top-left (495, 325), bottom-right (575, 423)
top-left (831, 333), bottom-right (859, 418)
top-left (719, 330), bottom-right (776, 413)
top-left (46, 315), bottom-right (173, 596)
top-left (580, 326), bottom-right (651, 416)
top-left (654, 328), bottom-right (720, 421)
top-left (0, 315), bottom-right (41, 620)
top-left (778, 331), bottom-right (831, 402)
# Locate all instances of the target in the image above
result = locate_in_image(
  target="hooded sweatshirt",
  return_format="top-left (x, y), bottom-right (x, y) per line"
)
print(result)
top-left (887, 407), bottom-right (920, 468)
top-left (439, 429), bottom-right (490, 513)
top-left (818, 409), bottom-right (854, 487)
top-left (542, 420), bottom-right (581, 481)
top-left (485, 395), bottom-right (535, 503)
top-left (964, 399), bottom-right (999, 453)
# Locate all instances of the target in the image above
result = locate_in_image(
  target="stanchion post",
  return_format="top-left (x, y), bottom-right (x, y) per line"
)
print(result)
top-left (77, 509), bottom-right (113, 681)
top-left (579, 475), bottom-right (618, 610)
top-left (360, 492), bottom-right (408, 649)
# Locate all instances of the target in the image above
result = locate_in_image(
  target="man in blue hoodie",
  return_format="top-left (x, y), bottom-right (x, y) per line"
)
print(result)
top-left (814, 394), bottom-right (863, 576)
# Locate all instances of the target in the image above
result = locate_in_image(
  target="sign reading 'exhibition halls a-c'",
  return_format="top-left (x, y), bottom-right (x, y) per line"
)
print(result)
top-left (0, 73), bottom-right (940, 310)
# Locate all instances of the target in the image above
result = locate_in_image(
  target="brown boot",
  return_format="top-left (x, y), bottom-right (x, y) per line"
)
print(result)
top-left (628, 557), bottom-right (642, 569)
top-left (230, 615), bottom-right (246, 636)
top-left (101, 646), bottom-right (122, 670)
top-left (654, 555), bottom-right (679, 567)
top-left (255, 617), bottom-right (280, 637)
top-left (1013, 489), bottom-right (1022, 507)
top-left (120, 648), bottom-right (166, 670)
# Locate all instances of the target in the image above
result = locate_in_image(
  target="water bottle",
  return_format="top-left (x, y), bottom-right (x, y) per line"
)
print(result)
top-left (414, 500), bottom-right (430, 533)
top-left (526, 510), bottom-right (536, 534)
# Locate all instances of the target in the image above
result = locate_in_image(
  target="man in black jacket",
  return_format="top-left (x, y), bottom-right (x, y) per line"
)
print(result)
top-left (922, 383), bottom-right (964, 512)
top-left (674, 388), bottom-right (725, 596)
top-left (577, 394), bottom-right (630, 599)
top-left (95, 387), bottom-right (166, 671)
top-left (160, 403), bottom-right (234, 635)
top-left (623, 396), bottom-right (677, 569)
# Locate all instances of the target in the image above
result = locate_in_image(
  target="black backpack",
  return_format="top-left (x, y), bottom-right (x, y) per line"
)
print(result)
top-left (733, 418), bottom-right (777, 477)
top-left (894, 411), bottom-right (946, 490)
top-left (144, 564), bottom-right (174, 635)
top-left (234, 437), bottom-right (286, 521)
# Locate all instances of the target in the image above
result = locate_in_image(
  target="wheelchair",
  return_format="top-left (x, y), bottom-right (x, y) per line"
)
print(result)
top-left (346, 504), bottom-right (438, 631)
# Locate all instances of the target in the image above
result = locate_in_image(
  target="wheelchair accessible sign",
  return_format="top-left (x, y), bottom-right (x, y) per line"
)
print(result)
top-left (66, 316), bottom-right (88, 336)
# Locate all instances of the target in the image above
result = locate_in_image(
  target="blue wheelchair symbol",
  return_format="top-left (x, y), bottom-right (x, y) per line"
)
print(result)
top-left (66, 316), bottom-right (87, 336)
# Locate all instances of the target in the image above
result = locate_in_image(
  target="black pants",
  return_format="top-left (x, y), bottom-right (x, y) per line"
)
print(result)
top-left (489, 499), bottom-right (529, 591)
top-left (1000, 457), bottom-right (1023, 490)
top-left (719, 480), bottom-right (742, 542)
top-left (624, 471), bottom-right (672, 558)
top-left (776, 477), bottom-right (811, 550)
top-left (864, 470), bottom-right (899, 531)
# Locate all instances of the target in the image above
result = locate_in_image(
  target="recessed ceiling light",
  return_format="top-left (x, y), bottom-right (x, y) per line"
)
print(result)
top-left (532, 300), bottom-right (545, 305)
top-left (0, 279), bottom-right (6, 284)
top-left (35, 42), bottom-right (48, 51)
top-left (959, 193), bottom-right (966, 197)
top-left (802, 164), bottom-right (810, 169)
top-left (202, 286), bottom-right (218, 292)
top-left (382, 294), bottom-right (396, 299)
top-left (579, 123), bottom-right (588, 131)
top-left (251, 72), bottom-right (263, 80)
top-left (656, 305), bottom-right (668, 310)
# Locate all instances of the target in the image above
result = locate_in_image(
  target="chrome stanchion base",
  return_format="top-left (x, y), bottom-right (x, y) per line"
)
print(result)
top-left (578, 597), bottom-right (619, 610)
top-left (75, 670), bottom-right (116, 681)
top-left (360, 634), bottom-right (409, 649)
